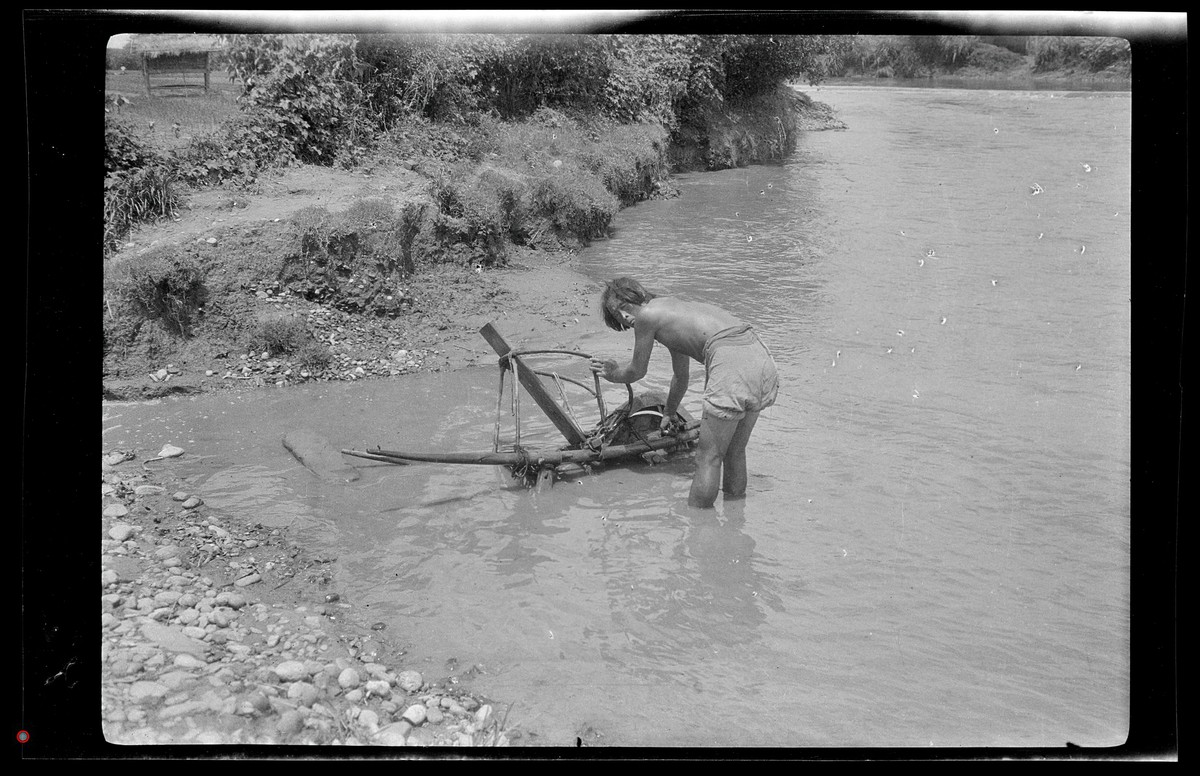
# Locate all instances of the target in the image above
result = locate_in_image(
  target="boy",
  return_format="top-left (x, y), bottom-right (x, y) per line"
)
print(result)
top-left (589, 277), bottom-right (778, 508)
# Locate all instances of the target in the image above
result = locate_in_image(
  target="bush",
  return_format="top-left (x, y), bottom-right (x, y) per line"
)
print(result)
top-left (295, 339), bottom-right (334, 371)
top-left (529, 167), bottom-right (618, 244)
top-left (223, 33), bottom-right (373, 168)
top-left (1030, 36), bottom-right (1130, 73)
top-left (107, 248), bottom-right (208, 337)
top-left (104, 116), bottom-right (182, 254)
top-left (105, 116), bottom-right (158, 174)
top-left (174, 116), bottom-right (283, 186)
top-left (428, 167), bottom-right (513, 264)
top-left (104, 163), bottom-right (181, 255)
top-left (248, 316), bottom-right (310, 356)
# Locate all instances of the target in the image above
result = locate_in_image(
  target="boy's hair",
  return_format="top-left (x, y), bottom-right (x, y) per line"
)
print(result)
top-left (601, 277), bottom-right (656, 331)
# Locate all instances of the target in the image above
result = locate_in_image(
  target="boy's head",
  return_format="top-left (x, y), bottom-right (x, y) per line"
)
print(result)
top-left (601, 277), bottom-right (656, 331)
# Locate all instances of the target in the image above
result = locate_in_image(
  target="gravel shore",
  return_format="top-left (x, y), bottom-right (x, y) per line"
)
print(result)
top-left (100, 447), bottom-right (517, 748)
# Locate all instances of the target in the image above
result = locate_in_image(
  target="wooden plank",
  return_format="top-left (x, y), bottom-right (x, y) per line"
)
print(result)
top-left (480, 323), bottom-right (587, 446)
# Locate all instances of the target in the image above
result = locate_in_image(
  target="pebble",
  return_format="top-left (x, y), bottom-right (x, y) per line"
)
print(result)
top-left (104, 504), bottom-right (130, 519)
top-left (274, 660), bottom-right (308, 682)
top-left (401, 703), bottom-right (427, 725)
top-left (397, 670), bottom-right (423, 693)
top-left (337, 668), bottom-right (361, 690)
top-left (356, 708), bottom-right (379, 732)
top-left (287, 681), bottom-right (320, 707)
top-left (173, 653), bottom-right (207, 670)
top-left (276, 709), bottom-right (304, 736)
top-left (108, 523), bottom-right (136, 541)
top-left (375, 722), bottom-right (408, 746)
top-left (234, 573), bottom-right (261, 587)
top-left (129, 681), bottom-right (170, 704)
top-left (214, 591), bottom-right (247, 609)
top-left (364, 679), bottom-right (391, 699)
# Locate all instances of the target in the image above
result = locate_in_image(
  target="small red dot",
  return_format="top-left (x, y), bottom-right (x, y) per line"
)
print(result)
top-left (16, 729), bottom-right (30, 743)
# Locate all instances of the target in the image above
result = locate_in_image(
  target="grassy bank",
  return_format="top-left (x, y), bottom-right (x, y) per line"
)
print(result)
top-left (831, 35), bottom-right (1132, 85)
top-left (102, 66), bottom-right (842, 397)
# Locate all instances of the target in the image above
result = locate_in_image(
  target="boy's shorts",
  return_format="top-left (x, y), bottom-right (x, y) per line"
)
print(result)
top-left (701, 325), bottom-right (779, 421)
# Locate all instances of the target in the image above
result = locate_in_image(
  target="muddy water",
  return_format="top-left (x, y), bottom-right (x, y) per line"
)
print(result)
top-left (103, 84), bottom-right (1131, 748)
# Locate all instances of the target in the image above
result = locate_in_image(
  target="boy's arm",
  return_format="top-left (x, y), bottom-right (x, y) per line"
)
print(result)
top-left (602, 316), bottom-right (657, 383)
top-left (664, 348), bottom-right (690, 417)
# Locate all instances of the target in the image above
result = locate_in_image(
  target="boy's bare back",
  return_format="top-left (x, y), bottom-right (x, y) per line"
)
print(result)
top-left (638, 297), bottom-right (744, 362)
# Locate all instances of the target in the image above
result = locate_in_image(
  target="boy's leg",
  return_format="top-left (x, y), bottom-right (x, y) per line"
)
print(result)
top-left (689, 412), bottom-right (742, 508)
top-left (720, 411), bottom-right (760, 499)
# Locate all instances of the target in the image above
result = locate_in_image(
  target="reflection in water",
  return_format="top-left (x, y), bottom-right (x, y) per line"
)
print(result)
top-left (574, 469), bottom-right (785, 688)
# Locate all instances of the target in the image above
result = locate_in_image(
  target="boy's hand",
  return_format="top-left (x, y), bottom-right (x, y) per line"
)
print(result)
top-left (589, 357), bottom-right (618, 382)
top-left (660, 415), bottom-right (681, 436)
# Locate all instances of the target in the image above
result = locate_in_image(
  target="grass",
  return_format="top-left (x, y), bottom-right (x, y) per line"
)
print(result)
top-left (105, 69), bottom-right (243, 151)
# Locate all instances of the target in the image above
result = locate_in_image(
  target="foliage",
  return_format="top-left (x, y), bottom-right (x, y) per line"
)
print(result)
top-left (528, 165), bottom-right (618, 244)
top-left (1029, 36), bottom-right (1132, 74)
top-left (107, 248), bottom-right (208, 336)
top-left (834, 34), bottom-right (1132, 78)
top-left (248, 316), bottom-right (311, 356)
top-left (908, 36), bottom-right (980, 68)
top-left (105, 115), bottom-right (159, 174)
top-left (295, 339), bottom-right (334, 371)
top-left (600, 35), bottom-right (696, 127)
top-left (222, 33), bottom-right (372, 168)
top-left (104, 117), bottom-right (181, 254)
top-left (576, 122), bottom-right (670, 205)
top-left (357, 33), bottom-right (844, 127)
top-left (356, 33), bottom-right (486, 125)
top-left (106, 45), bottom-right (141, 71)
top-left (172, 122), bottom-right (265, 187)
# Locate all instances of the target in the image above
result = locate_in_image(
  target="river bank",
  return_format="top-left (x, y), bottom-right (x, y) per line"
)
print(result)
top-left (95, 84), bottom-right (850, 750)
top-left (101, 441), bottom-right (530, 748)
top-left (99, 190), bottom-right (606, 749)
top-left (96, 134), bottom-right (662, 752)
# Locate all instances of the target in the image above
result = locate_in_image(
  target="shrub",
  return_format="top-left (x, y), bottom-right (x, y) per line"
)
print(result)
top-left (108, 248), bottom-right (208, 337)
top-left (248, 316), bottom-right (309, 355)
top-left (428, 167), bottom-right (512, 264)
top-left (104, 116), bottom-right (181, 254)
top-left (105, 116), bottom-right (158, 174)
top-left (295, 339), bottom-right (333, 371)
top-left (223, 33), bottom-right (373, 169)
top-left (529, 167), bottom-right (618, 244)
top-left (174, 117), bottom-right (280, 186)
top-left (1030, 36), bottom-right (1130, 73)
top-left (104, 163), bottom-right (181, 255)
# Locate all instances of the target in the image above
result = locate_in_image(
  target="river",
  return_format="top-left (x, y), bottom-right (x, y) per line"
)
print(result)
top-left (102, 84), bottom-right (1132, 748)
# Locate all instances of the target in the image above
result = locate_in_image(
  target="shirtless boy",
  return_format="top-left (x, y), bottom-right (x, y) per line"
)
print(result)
top-left (589, 277), bottom-right (778, 508)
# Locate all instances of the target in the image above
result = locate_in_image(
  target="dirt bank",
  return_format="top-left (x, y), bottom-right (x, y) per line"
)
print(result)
top-left (98, 157), bottom-right (625, 751)
top-left (102, 161), bottom-right (610, 403)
